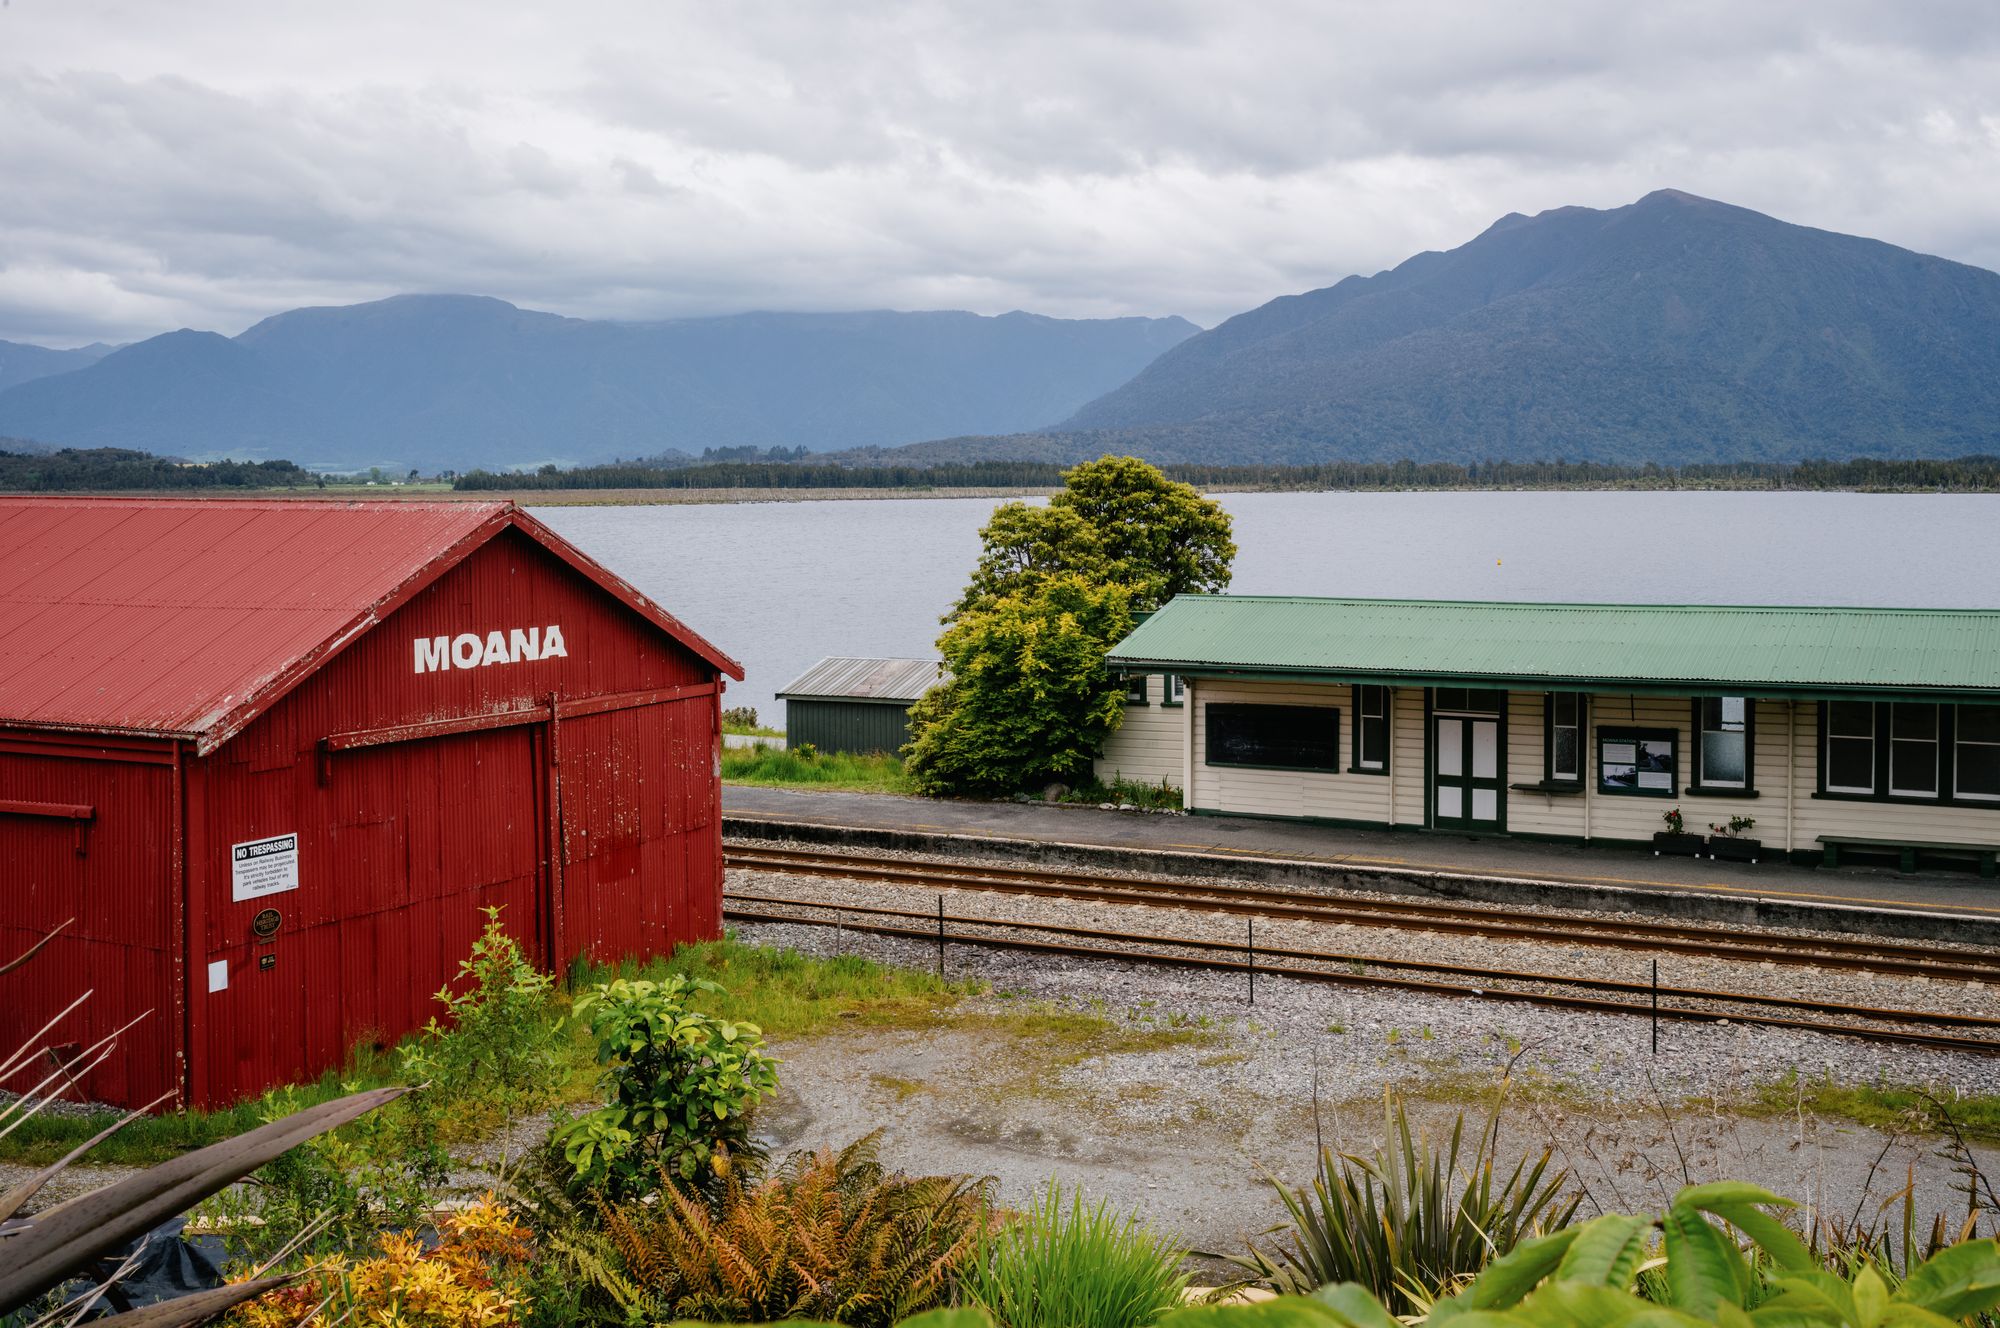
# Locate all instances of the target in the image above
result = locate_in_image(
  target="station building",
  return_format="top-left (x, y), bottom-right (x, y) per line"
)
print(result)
top-left (1102, 597), bottom-right (2000, 876)
top-left (0, 497), bottom-right (740, 1109)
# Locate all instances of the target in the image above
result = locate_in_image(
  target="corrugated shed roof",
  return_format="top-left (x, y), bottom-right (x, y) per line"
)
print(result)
top-left (1109, 596), bottom-right (2000, 696)
top-left (0, 496), bottom-right (741, 745)
top-left (778, 657), bottom-right (945, 702)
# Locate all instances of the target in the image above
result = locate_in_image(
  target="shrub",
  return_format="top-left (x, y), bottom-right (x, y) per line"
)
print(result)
top-left (721, 705), bottom-right (760, 730)
top-left (555, 974), bottom-right (779, 1197)
top-left (1227, 1091), bottom-right (1578, 1312)
top-left (593, 1133), bottom-right (990, 1326)
top-left (400, 906), bottom-right (568, 1134)
top-left (961, 1182), bottom-right (1189, 1328)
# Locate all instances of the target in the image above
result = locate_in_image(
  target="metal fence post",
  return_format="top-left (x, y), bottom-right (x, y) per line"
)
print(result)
top-left (936, 894), bottom-right (945, 978)
top-left (1651, 958), bottom-right (1659, 1054)
top-left (1247, 918), bottom-right (1256, 1005)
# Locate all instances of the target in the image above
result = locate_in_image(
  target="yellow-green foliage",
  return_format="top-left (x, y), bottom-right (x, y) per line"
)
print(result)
top-left (595, 1133), bottom-right (991, 1326)
top-left (227, 1194), bottom-right (534, 1328)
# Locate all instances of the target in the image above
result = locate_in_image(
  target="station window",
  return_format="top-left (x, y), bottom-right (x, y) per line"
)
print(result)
top-left (1598, 726), bottom-right (1677, 797)
top-left (1957, 704), bottom-right (2000, 802)
top-left (1123, 675), bottom-right (1149, 705)
top-left (1692, 696), bottom-right (1753, 790)
top-left (1889, 703), bottom-right (1941, 797)
top-left (1162, 674), bottom-right (1185, 706)
top-left (1351, 685), bottom-right (1389, 772)
top-left (1823, 701), bottom-right (2000, 803)
top-left (1434, 688), bottom-right (1502, 713)
top-left (1822, 701), bottom-right (1877, 794)
top-left (1207, 704), bottom-right (1339, 772)
top-left (1545, 692), bottom-right (1584, 783)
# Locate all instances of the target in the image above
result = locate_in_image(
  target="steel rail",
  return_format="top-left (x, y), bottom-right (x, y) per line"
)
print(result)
top-left (723, 896), bottom-right (2000, 1056)
top-left (724, 844), bottom-right (2000, 983)
top-left (726, 890), bottom-right (2000, 1030)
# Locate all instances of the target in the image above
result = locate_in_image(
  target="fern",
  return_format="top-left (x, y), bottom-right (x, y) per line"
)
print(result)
top-left (596, 1131), bottom-right (991, 1326)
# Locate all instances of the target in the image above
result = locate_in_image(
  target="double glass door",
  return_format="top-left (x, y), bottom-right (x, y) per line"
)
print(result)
top-left (1433, 714), bottom-right (1502, 831)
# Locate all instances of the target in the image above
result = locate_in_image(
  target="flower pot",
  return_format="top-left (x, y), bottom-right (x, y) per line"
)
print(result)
top-left (1707, 836), bottom-right (1763, 864)
top-left (1652, 832), bottom-right (1705, 858)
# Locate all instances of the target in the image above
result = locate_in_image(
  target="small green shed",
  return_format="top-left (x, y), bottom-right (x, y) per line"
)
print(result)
top-left (778, 656), bottom-right (946, 754)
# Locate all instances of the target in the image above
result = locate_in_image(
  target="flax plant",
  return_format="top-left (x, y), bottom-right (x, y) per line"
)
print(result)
top-left (1228, 1090), bottom-right (1580, 1313)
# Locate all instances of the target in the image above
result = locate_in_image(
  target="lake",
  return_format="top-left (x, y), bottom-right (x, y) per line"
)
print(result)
top-left (535, 491), bottom-right (2000, 723)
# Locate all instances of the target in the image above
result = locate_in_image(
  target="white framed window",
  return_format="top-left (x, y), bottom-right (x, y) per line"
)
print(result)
top-left (1889, 703), bottom-right (1939, 797)
top-left (1352, 685), bottom-right (1389, 772)
top-left (1954, 704), bottom-right (2000, 802)
top-left (1546, 692), bottom-right (1583, 783)
top-left (1123, 675), bottom-right (1149, 705)
top-left (1823, 701), bottom-right (1876, 794)
top-left (1163, 674), bottom-right (1185, 706)
top-left (1696, 696), bottom-right (1751, 789)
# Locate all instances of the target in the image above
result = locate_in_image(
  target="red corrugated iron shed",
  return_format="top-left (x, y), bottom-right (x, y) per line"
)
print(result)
top-left (0, 497), bottom-right (741, 1109)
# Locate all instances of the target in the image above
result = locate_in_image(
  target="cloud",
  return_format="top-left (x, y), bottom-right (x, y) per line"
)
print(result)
top-left (0, 0), bottom-right (1996, 345)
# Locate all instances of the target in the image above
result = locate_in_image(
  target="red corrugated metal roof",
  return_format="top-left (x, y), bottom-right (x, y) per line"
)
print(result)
top-left (0, 497), bottom-right (741, 745)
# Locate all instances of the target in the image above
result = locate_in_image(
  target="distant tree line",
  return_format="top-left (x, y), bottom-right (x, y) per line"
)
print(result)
top-left (0, 447), bottom-right (319, 491)
top-left (455, 454), bottom-right (2000, 493)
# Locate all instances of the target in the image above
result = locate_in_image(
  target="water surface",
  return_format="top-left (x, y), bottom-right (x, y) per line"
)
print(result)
top-left (536, 491), bottom-right (2000, 722)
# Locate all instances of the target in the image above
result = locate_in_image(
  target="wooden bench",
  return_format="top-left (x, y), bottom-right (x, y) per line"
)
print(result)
top-left (1817, 834), bottom-right (2000, 879)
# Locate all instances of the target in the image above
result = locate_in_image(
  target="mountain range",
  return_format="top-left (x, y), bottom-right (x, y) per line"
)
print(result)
top-left (4, 190), bottom-right (1999, 472)
top-left (0, 300), bottom-right (1195, 472)
top-left (1044, 189), bottom-right (2000, 465)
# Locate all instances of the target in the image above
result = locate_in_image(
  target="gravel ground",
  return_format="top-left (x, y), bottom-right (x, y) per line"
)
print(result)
top-left (725, 860), bottom-right (2000, 1028)
top-left (737, 914), bottom-right (2000, 1262)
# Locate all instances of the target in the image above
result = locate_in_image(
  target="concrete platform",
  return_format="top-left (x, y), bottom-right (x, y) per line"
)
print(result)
top-left (721, 785), bottom-right (2000, 945)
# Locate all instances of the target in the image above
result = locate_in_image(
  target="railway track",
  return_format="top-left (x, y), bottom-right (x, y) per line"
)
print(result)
top-left (720, 844), bottom-right (2000, 1056)
top-left (724, 843), bottom-right (2000, 984)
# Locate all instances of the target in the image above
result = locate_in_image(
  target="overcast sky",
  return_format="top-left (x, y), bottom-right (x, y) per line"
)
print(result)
top-left (3, 1), bottom-right (1997, 346)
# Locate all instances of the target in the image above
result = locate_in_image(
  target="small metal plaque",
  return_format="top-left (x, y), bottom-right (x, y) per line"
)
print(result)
top-left (251, 907), bottom-right (282, 940)
top-left (258, 954), bottom-right (276, 971)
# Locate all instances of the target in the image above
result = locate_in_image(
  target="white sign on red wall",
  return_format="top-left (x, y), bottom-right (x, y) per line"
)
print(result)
top-left (231, 833), bottom-right (299, 902)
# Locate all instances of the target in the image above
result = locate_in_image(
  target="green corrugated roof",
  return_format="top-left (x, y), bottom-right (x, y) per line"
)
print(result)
top-left (1108, 597), bottom-right (2000, 696)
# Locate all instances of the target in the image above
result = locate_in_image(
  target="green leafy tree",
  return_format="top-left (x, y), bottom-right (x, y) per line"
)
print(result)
top-left (952, 455), bottom-right (1235, 618)
top-left (908, 456), bottom-right (1231, 797)
top-left (905, 575), bottom-right (1133, 796)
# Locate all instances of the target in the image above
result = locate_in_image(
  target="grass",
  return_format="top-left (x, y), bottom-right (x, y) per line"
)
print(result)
top-left (721, 742), bottom-right (913, 793)
top-left (961, 1181), bottom-right (1190, 1328)
top-left (612, 936), bottom-right (978, 1037)
top-left (0, 936), bottom-right (974, 1169)
top-left (723, 721), bottom-right (786, 738)
top-left (1739, 1072), bottom-right (2000, 1143)
top-left (1049, 775), bottom-right (1184, 812)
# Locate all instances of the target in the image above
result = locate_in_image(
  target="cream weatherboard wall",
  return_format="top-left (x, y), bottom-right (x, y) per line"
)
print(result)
top-left (1187, 679), bottom-right (1397, 825)
top-left (1095, 675), bottom-right (1185, 789)
top-left (1174, 683), bottom-right (2000, 855)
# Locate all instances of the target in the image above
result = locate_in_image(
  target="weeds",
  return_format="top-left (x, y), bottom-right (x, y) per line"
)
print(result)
top-left (722, 742), bottom-right (913, 792)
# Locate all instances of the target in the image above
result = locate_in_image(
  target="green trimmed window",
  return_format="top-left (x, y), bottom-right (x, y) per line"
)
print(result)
top-left (1693, 696), bottom-right (1753, 790)
top-left (1207, 704), bottom-right (1339, 772)
top-left (1123, 674), bottom-right (1149, 705)
top-left (1545, 692), bottom-right (1585, 783)
top-left (1957, 704), bottom-right (2000, 802)
top-left (1162, 674), bottom-right (1185, 706)
top-left (1352, 684), bottom-right (1389, 773)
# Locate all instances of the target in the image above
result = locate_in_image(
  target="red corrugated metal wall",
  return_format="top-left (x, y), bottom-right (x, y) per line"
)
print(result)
top-left (558, 692), bottom-right (720, 963)
top-left (0, 739), bottom-right (179, 1107)
top-left (185, 528), bottom-right (722, 1107)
